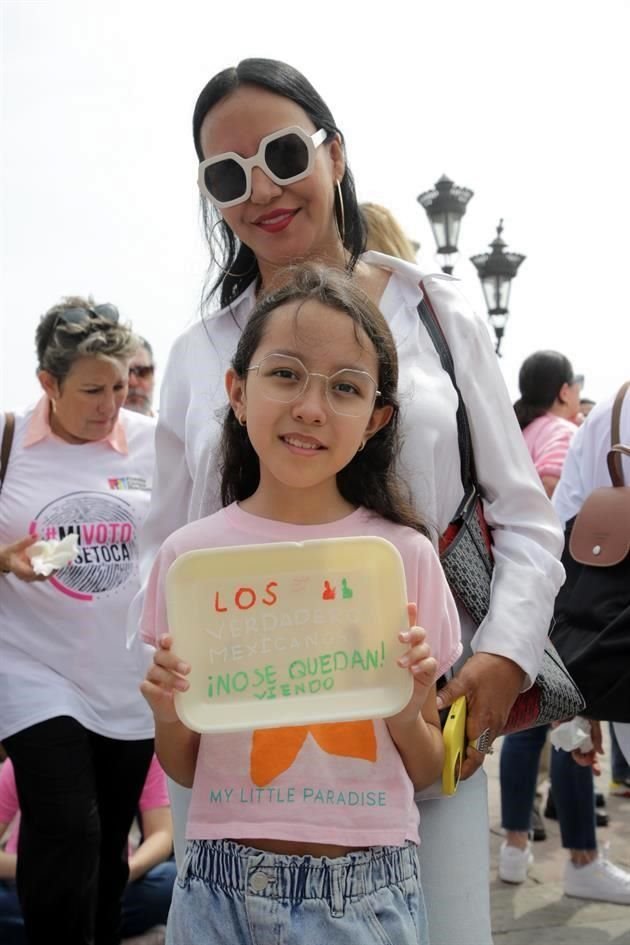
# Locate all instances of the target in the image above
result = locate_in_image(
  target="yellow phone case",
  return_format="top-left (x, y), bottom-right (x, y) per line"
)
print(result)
top-left (442, 695), bottom-right (467, 795)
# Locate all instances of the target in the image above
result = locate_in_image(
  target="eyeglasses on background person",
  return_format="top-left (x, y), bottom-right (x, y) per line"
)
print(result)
top-left (128, 365), bottom-right (155, 380)
top-left (197, 126), bottom-right (327, 209)
top-left (246, 353), bottom-right (380, 418)
top-left (125, 338), bottom-right (156, 417)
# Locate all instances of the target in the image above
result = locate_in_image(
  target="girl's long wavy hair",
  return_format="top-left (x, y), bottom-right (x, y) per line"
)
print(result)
top-left (192, 58), bottom-right (366, 312)
top-left (220, 265), bottom-right (428, 536)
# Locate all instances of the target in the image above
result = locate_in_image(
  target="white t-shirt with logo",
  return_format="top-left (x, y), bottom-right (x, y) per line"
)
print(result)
top-left (0, 404), bottom-right (156, 741)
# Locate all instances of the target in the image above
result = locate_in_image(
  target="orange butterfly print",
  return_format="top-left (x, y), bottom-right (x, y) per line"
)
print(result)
top-left (250, 721), bottom-right (377, 787)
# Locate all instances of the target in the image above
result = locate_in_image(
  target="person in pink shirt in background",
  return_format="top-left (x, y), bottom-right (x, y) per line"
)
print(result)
top-left (0, 754), bottom-right (177, 945)
top-left (516, 350), bottom-right (583, 497)
top-left (499, 350), bottom-right (630, 904)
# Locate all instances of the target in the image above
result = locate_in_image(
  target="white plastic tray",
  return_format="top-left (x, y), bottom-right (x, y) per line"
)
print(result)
top-left (166, 536), bottom-right (412, 733)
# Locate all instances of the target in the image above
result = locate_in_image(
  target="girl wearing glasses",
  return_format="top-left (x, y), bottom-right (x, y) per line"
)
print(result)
top-left (140, 265), bottom-right (461, 944)
top-left (0, 299), bottom-right (156, 944)
top-left (135, 58), bottom-right (565, 945)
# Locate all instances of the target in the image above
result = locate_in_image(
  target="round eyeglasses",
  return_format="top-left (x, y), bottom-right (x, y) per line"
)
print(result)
top-left (246, 354), bottom-right (381, 418)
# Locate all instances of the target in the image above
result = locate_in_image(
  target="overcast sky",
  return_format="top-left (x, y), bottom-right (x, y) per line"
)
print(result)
top-left (2, 0), bottom-right (629, 411)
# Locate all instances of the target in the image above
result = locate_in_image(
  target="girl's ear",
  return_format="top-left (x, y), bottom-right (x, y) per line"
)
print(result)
top-left (37, 370), bottom-right (60, 402)
top-left (225, 368), bottom-right (247, 423)
top-left (362, 403), bottom-right (395, 444)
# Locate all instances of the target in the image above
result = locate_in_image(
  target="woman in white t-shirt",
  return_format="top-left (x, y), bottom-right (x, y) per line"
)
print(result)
top-left (135, 58), bottom-right (565, 945)
top-left (0, 299), bottom-right (156, 944)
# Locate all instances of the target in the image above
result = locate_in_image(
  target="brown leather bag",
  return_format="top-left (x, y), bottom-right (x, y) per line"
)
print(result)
top-left (0, 412), bottom-right (16, 756)
top-left (0, 412), bottom-right (15, 496)
top-left (569, 384), bottom-right (630, 567)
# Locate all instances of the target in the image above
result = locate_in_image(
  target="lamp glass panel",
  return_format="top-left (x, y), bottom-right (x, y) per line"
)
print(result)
top-left (430, 214), bottom-right (447, 252)
top-left (437, 251), bottom-right (457, 272)
top-left (448, 217), bottom-right (461, 252)
top-left (499, 279), bottom-right (511, 312)
top-left (489, 313), bottom-right (508, 332)
top-left (482, 275), bottom-right (512, 313)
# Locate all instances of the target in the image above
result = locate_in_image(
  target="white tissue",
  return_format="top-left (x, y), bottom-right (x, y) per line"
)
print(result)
top-left (26, 534), bottom-right (79, 576)
top-left (550, 716), bottom-right (594, 753)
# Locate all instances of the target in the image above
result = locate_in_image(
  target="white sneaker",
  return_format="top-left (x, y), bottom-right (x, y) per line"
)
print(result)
top-left (499, 841), bottom-right (533, 883)
top-left (564, 854), bottom-right (630, 905)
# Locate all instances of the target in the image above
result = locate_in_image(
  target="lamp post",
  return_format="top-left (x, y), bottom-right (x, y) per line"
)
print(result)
top-left (417, 175), bottom-right (474, 274)
top-left (470, 220), bottom-right (525, 355)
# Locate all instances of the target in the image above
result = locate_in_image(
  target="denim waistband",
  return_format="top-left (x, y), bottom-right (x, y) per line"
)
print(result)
top-left (181, 839), bottom-right (419, 918)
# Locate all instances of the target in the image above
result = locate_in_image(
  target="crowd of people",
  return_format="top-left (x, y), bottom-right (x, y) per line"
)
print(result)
top-left (1, 55), bottom-right (628, 945)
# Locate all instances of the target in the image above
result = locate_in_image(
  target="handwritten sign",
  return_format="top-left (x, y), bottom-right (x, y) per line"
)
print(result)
top-left (166, 536), bottom-right (412, 733)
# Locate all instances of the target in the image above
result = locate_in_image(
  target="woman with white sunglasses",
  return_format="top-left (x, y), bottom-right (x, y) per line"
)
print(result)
top-left (134, 57), bottom-right (565, 945)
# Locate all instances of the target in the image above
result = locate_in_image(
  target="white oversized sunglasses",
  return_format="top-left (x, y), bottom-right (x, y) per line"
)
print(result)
top-left (197, 126), bottom-right (328, 209)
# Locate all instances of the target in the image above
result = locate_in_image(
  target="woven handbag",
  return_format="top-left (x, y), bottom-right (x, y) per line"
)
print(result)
top-left (417, 287), bottom-right (584, 734)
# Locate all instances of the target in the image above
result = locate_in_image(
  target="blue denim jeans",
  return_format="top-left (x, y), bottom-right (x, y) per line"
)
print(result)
top-left (166, 839), bottom-right (428, 945)
top-left (610, 722), bottom-right (630, 781)
top-left (500, 724), bottom-right (596, 850)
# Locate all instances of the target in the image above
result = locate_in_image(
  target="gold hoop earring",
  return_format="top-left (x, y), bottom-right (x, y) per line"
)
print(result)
top-left (239, 415), bottom-right (247, 427)
top-left (335, 181), bottom-right (346, 244)
top-left (357, 440), bottom-right (365, 452)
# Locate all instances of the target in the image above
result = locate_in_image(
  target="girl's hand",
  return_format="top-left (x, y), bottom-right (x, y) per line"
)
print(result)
top-left (140, 634), bottom-right (190, 725)
top-left (0, 535), bottom-right (48, 582)
top-left (390, 602), bottom-right (438, 726)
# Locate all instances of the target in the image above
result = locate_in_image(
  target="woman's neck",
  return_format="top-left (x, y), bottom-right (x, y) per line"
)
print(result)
top-left (257, 242), bottom-right (348, 295)
top-left (548, 401), bottom-right (575, 421)
top-left (48, 404), bottom-right (89, 445)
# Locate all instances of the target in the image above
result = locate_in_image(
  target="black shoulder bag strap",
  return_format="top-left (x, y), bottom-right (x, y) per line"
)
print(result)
top-left (417, 290), bottom-right (481, 516)
top-left (0, 412), bottom-right (15, 497)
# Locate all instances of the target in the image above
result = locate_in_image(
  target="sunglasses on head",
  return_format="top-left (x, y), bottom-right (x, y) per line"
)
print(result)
top-left (44, 302), bottom-right (120, 355)
top-left (53, 302), bottom-right (120, 331)
top-left (197, 126), bottom-right (328, 209)
top-left (129, 365), bottom-right (155, 380)
top-left (57, 303), bottom-right (120, 327)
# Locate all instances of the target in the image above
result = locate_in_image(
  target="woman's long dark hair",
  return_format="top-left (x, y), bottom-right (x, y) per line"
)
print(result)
top-left (513, 349), bottom-right (576, 430)
top-left (220, 265), bottom-right (427, 535)
top-left (192, 59), bottom-right (366, 311)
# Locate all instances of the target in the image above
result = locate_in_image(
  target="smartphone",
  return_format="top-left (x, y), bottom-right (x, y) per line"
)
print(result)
top-left (442, 695), bottom-right (467, 795)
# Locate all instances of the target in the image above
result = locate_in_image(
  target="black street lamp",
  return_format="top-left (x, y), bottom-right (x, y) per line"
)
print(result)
top-left (417, 175), bottom-right (474, 274)
top-left (470, 220), bottom-right (526, 355)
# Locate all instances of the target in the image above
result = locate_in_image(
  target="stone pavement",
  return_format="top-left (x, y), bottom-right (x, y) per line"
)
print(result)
top-left (487, 731), bottom-right (630, 944)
